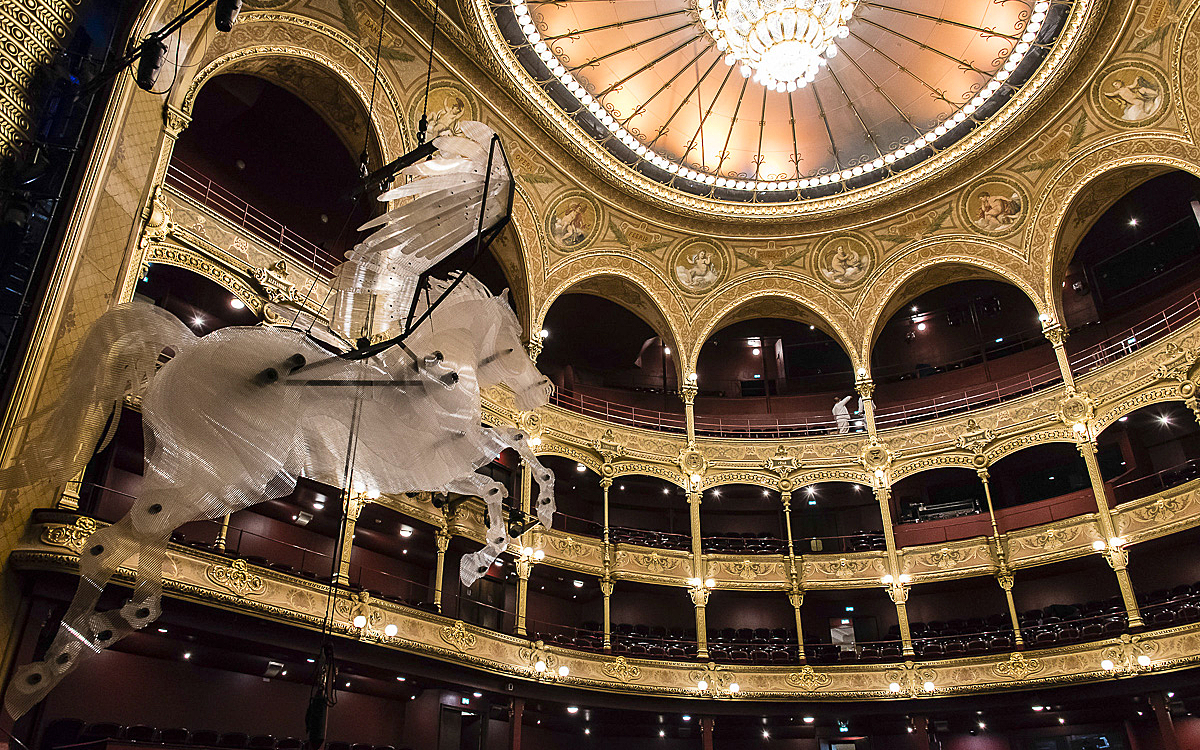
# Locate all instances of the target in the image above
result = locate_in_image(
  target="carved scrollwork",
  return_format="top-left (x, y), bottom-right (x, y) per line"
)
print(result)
top-left (441, 621), bottom-right (478, 653)
top-left (1132, 495), bottom-right (1188, 523)
top-left (992, 652), bottom-right (1043, 680)
top-left (551, 536), bottom-right (587, 559)
top-left (924, 547), bottom-right (968, 570)
top-left (250, 260), bottom-right (299, 304)
top-left (602, 656), bottom-right (642, 682)
top-left (635, 551), bottom-right (679, 574)
top-left (785, 666), bottom-right (832, 691)
top-left (815, 557), bottom-right (871, 579)
top-left (41, 517), bottom-right (98, 553)
top-left (206, 559), bottom-right (266, 598)
top-left (728, 558), bottom-right (778, 580)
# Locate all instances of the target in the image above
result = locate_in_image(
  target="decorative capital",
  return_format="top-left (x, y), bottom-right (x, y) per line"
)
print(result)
top-left (680, 379), bottom-right (698, 405)
top-left (1043, 323), bottom-right (1067, 347)
top-left (994, 569), bottom-right (1014, 591)
top-left (345, 494), bottom-right (367, 521)
top-left (689, 585), bottom-right (711, 607)
top-left (1059, 390), bottom-right (1095, 436)
top-left (526, 337), bottom-right (543, 361)
top-left (788, 589), bottom-right (804, 609)
top-left (515, 556), bottom-right (533, 580)
top-left (599, 577), bottom-right (614, 597)
top-left (435, 528), bottom-right (451, 553)
top-left (679, 445), bottom-right (707, 479)
top-left (855, 380), bottom-right (875, 399)
top-left (162, 104), bottom-right (191, 137)
top-left (594, 429), bottom-right (624, 462)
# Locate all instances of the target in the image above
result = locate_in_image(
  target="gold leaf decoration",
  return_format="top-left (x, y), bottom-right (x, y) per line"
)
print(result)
top-left (992, 652), bottom-right (1043, 680)
top-left (786, 666), bottom-right (832, 691)
top-left (602, 656), bottom-right (642, 682)
top-left (440, 620), bottom-right (478, 652)
top-left (41, 517), bottom-right (98, 553)
top-left (206, 559), bottom-right (266, 598)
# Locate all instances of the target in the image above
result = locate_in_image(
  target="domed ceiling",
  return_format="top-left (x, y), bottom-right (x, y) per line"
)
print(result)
top-left (478, 0), bottom-right (1081, 215)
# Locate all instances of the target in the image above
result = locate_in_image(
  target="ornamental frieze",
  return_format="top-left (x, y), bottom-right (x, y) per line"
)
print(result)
top-left (441, 621), bottom-right (478, 653)
top-left (40, 517), bottom-right (98, 553)
top-left (602, 656), bottom-right (642, 683)
top-left (992, 652), bottom-right (1044, 680)
top-left (206, 559), bottom-right (267, 598)
top-left (785, 666), bottom-right (832, 691)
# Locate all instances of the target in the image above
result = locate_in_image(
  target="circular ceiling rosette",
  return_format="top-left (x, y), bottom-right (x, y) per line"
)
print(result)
top-left (487, 0), bottom-right (1077, 210)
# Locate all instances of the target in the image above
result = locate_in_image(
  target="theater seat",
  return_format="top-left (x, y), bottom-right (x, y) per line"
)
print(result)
top-left (160, 729), bottom-right (191, 745)
top-left (217, 733), bottom-right (249, 749)
top-left (248, 736), bottom-right (276, 750)
top-left (190, 731), bottom-right (221, 747)
top-left (82, 724), bottom-right (126, 742)
top-left (127, 726), bottom-right (158, 742)
top-left (42, 718), bottom-right (86, 750)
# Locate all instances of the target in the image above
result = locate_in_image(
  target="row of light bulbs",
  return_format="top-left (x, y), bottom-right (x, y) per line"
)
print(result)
top-left (510, 1), bottom-right (1052, 192)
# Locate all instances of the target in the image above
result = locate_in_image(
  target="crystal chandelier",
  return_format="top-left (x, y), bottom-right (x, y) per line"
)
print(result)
top-left (700, 0), bottom-right (857, 91)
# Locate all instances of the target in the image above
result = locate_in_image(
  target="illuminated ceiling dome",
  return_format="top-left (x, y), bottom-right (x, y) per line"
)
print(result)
top-left (486, 0), bottom-right (1072, 212)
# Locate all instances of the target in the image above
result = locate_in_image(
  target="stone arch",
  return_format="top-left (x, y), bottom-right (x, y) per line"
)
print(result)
top-left (686, 275), bottom-right (859, 373)
top-left (537, 265), bottom-right (686, 379)
top-left (861, 248), bottom-right (1047, 367)
top-left (1027, 136), bottom-right (1200, 321)
top-left (176, 13), bottom-right (408, 164)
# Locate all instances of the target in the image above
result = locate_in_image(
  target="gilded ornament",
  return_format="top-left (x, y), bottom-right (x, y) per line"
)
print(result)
top-left (551, 536), bottom-right (587, 559)
top-left (729, 558), bottom-right (774, 580)
top-left (206, 559), bottom-right (266, 598)
top-left (785, 666), bottom-right (831, 691)
top-left (925, 547), bottom-right (966, 570)
top-left (678, 446), bottom-right (707, 477)
top-left (440, 620), bottom-right (478, 653)
top-left (1090, 61), bottom-right (1168, 127)
top-left (813, 234), bottom-right (873, 289)
top-left (635, 551), bottom-right (679, 574)
top-left (960, 176), bottom-right (1028, 237)
top-left (1058, 390), bottom-right (1095, 427)
top-left (543, 191), bottom-right (602, 251)
top-left (602, 656), bottom-right (642, 683)
top-left (41, 517), bottom-right (98, 553)
top-left (669, 239), bottom-right (726, 295)
top-left (992, 652), bottom-right (1043, 680)
top-left (860, 441), bottom-right (891, 472)
top-left (1132, 495), bottom-right (1187, 523)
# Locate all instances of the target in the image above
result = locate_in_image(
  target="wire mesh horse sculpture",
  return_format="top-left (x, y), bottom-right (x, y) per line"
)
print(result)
top-left (0, 122), bottom-right (555, 717)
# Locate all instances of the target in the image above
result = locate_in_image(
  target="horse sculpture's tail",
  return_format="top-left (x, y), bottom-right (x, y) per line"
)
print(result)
top-left (1, 303), bottom-right (195, 719)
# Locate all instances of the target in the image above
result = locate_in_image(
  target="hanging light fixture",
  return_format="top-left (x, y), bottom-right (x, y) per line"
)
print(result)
top-left (701, 0), bottom-right (857, 90)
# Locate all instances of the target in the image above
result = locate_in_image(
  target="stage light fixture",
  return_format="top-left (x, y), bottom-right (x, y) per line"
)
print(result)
top-left (135, 38), bottom-right (168, 91)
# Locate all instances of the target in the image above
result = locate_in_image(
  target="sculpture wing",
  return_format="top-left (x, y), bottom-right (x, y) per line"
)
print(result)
top-left (329, 121), bottom-right (511, 341)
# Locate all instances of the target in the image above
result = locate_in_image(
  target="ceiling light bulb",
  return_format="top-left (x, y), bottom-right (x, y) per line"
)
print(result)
top-left (533, 549), bottom-right (545, 560)
top-left (1137, 655), bottom-right (1151, 667)
top-left (697, 680), bottom-right (708, 690)
top-left (729, 682), bottom-right (740, 693)
top-left (803, 717), bottom-right (814, 724)
top-left (1092, 540), bottom-right (1107, 551)
top-left (384, 623), bottom-right (398, 637)
top-left (352, 615), bottom-right (367, 628)
top-left (558, 665), bottom-right (570, 676)
top-left (889, 682), bottom-right (901, 692)
top-left (534, 660), bottom-right (546, 672)
top-left (230, 298), bottom-right (245, 310)
top-left (567, 706), bottom-right (579, 714)
top-left (1101, 659), bottom-right (1115, 670)
top-left (705, 578), bottom-right (716, 588)
top-left (923, 681), bottom-right (935, 692)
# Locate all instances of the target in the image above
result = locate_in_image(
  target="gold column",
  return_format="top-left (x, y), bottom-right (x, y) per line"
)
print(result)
top-left (687, 489), bottom-right (710, 658)
top-left (336, 492), bottom-right (368, 587)
top-left (855, 377), bottom-right (878, 439)
top-left (600, 576), bottom-right (613, 651)
top-left (433, 527), bottom-right (450, 612)
top-left (600, 476), bottom-right (613, 651)
top-left (681, 376), bottom-right (698, 442)
top-left (1078, 438), bottom-right (1144, 629)
top-left (781, 489), bottom-right (806, 660)
top-left (214, 514), bottom-right (231, 552)
top-left (874, 482), bottom-right (914, 656)
top-left (690, 581), bottom-right (711, 660)
top-left (515, 462), bottom-right (533, 636)
top-left (978, 468), bottom-right (1023, 647)
top-left (1042, 323), bottom-right (1077, 391)
top-left (57, 470), bottom-right (83, 510)
top-left (515, 554), bottom-right (532, 636)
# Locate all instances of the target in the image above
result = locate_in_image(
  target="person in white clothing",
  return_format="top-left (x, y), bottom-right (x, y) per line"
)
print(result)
top-left (833, 395), bottom-right (852, 434)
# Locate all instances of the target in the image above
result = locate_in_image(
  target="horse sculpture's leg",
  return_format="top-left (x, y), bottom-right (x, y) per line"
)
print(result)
top-left (441, 473), bottom-right (510, 587)
top-left (488, 426), bottom-right (556, 528)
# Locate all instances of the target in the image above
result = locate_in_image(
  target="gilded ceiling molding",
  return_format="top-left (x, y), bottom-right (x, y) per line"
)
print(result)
top-left (180, 12), bottom-right (410, 160)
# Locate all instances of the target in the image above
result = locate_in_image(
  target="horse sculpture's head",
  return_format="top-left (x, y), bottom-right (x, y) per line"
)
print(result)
top-left (477, 294), bottom-right (553, 412)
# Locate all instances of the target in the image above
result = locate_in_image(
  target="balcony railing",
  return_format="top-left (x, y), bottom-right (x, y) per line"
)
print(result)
top-left (164, 161), bottom-right (342, 278)
top-left (1067, 289), bottom-right (1200, 377)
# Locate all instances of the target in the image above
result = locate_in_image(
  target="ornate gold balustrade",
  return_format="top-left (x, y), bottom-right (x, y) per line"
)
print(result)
top-left (14, 511), bottom-right (1200, 701)
top-left (391, 479), bottom-right (1200, 590)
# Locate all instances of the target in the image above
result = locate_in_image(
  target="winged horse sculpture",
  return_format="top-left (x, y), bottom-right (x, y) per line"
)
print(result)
top-left (0, 121), bottom-right (556, 717)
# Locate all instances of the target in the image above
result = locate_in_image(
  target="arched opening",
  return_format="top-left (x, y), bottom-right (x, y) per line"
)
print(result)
top-left (987, 442), bottom-right (1112, 517)
top-left (695, 316), bottom-right (854, 405)
top-left (535, 455), bottom-right (604, 538)
top-left (1057, 170), bottom-right (1200, 376)
top-left (904, 577), bottom-right (1016, 658)
top-left (608, 475), bottom-right (689, 548)
top-left (1009, 555), bottom-right (1126, 649)
top-left (801, 588), bottom-right (901, 663)
top-left (135, 262), bottom-right (260, 333)
top-left (539, 284), bottom-right (680, 414)
top-left (172, 70), bottom-right (379, 274)
top-left (869, 277), bottom-right (1057, 425)
top-left (1098, 402), bottom-right (1200, 504)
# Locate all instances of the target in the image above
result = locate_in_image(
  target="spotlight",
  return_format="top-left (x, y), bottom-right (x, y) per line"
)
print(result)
top-left (230, 298), bottom-right (245, 310)
top-left (576, 463), bottom-right (586, 472)
top-left (567, 706), bottom-right (579, 714)
top-left (916, 322), bottom-right (927, 332)
top-left (803, 717), bottom-right (814, 724)
top-left (135, 38), bottom-right (168, 91)
top-left (214, 0), bottom-right (243, 30)
top-left (399, 524), bottom-right (414, 537)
